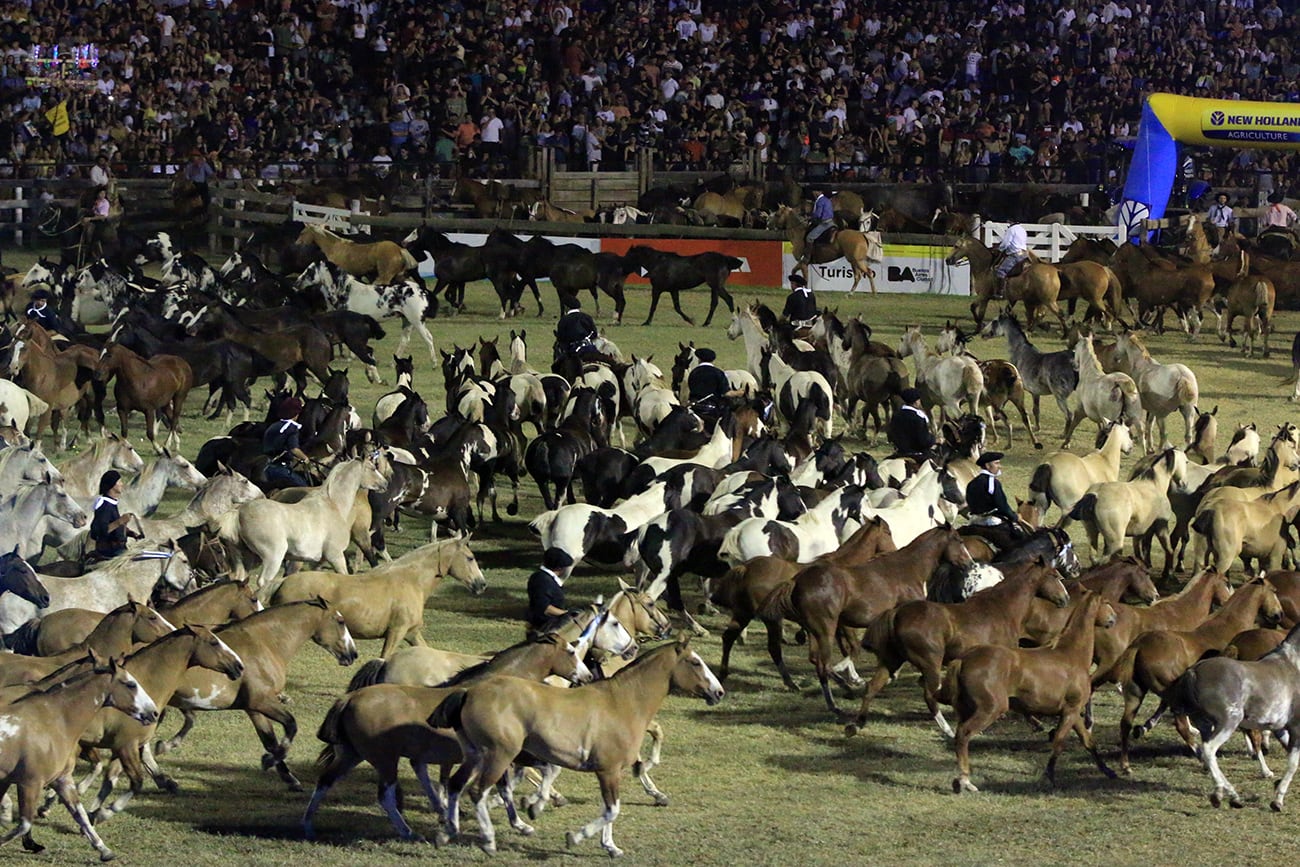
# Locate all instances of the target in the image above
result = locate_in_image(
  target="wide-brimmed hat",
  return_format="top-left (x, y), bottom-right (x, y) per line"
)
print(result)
top-left (977, 451), bottom-right (1005, 468)
top-left (696, 347), bottom-right (717, 362)
top-left (1269, 191), bottom-right (1285, 204)
top-left (901, 387), bottom-right (922, 404)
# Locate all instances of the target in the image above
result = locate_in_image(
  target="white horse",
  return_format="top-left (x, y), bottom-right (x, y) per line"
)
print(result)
top-left (529, 483), bottom-right (672, 571)
top-left (640, 422), bottom-right (732, 477)
top-left (0, 443), bottom-right (62, 495)
top-left (726, 305), bottom-right (771, 383)
top-left (75, 449), bottom-right (206, 516)
top-left (57, 434), bottom-right (147, 499)
top-left (0, 540), bottom-right (192, 635)
top-left (296, 260), bottom-right (436, 367)
top-left (1223, 423), bottom-right (1261, 466)
top-left (623, 356), bottom-right (679, 435)
top-left (0, 478), bottom-right (88, 559)
top-left (862, 463), bottom-right (960, 546)
top-left (719, 485), bottom-right (864, 563)
top-left (1027, 420), bottom-right (1135, 516)
top-left (211, 458), bottom-right (389, 593)
top-left (897, 326), bottom-right (983, 424)
top-left (1061, 334), bottom-right (1143, 448)
top-left (1113, 331), bottom-right (1199, 452)
top-left (0, 379), bottom-right (50, 435)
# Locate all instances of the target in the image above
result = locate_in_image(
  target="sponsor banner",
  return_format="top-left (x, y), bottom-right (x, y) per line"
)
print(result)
top-left (599, 238), bottom-right (784, 287)
top-left (1148, 93), bottom-right (1300, 151)
top-left (414, 232), bottom-right (600, 279)
top-left (781, 243), bottom-right (970, 295)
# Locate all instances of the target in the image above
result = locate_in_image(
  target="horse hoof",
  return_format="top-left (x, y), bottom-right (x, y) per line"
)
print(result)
top-left (22, 838), bottom-right (45, 854)
top-left (479, 840), bottom-right (497, 854)
top-left (844, 723), bottom-right (861, 738)
top-left (507, 503), bottom-right (518, 516)
top-left (260, 753), bottom-right (276, 771)
top-left (1210, 792), bottom-right (1223, 808)
top-left (566, 831), bottom-right (580, 849)
top-left (434, 830), bottom-right (451, 847)
top-left (516, 822), bottom-right (535, 837)
top-left (99, 851), bottom-right (116, 862)
top-left (1034, 442), bottom-right (1044, 450)
top-left (527, 801), bottom-right (543, 821)
top-left (653, 794), bottom-right (670, 807)
top-left (605, 845), bottom-right (625, 858)
top-left (1231, 797), bottom-right (1245, 809)
top-left (1271, 800), bottom-right (1284, 812)
top-left (551, 793), bottom-right (568, 808)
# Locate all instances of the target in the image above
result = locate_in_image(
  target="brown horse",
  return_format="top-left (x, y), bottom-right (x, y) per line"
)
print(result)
top-left (761, 524), bottom-right (974, 716)
top-left (1057, 259), bottom-right (1128, 327)
top-left (0, 653), bottom-right (157, 861)
top-left (156, 598), bottom-right (358, 790)
top-left (0, 600), bottom-right (174, 687)
top-left (1112, 242), bottom-right (1216, 335)
top-left (710, 516), bottom-right (896, 690)
top-left (4, 335), bottom-right (87, 451)
top-left (946, 236), bottom-right (1066, 331)
top-left (270, 537), bottom-right (487, 658)
top-left (948, 590), bottom-right (1118, 793)
top-left (95, 343), bottom-right (193, 454)
top-left (295, 224), bottom-right (417, 285)
top-left (771, 206), bottom-right (880, 294)
top-left (1021, 556), bottom-right (1160, 646)
top-left (1115, 578), bottom-right (1283, 774)
top-left (187, 304), bottom-right (332, 392)
top-left (25, 580), bottom-right (260, 657)
top-left (852, 558), bottom-right (1070, 737)
top-left (530, 199), bottom-right (592, 222)
top-left (76, 625), bottom-right (245, 822)
top-left (304, 633), bottom-right (594, 842)
top-left (428, 637), bottom-right (724, 857)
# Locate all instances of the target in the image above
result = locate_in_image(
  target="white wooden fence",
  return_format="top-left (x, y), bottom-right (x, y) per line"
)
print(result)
top-left (290, 201), bottom-right (371, 235)
top-left (979, 221), bottom-right (1123, 263)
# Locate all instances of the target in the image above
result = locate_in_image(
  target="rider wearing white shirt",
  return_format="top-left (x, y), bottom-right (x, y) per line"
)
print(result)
top-left (995, 219), bottom-right (1029, 296)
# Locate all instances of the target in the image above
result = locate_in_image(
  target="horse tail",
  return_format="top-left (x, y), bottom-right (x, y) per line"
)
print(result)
top-left (316, 695), bottom-right (348, 748)
top-left (1282, 332), bottom-right (1300, 385)
top-left (4, 619), bottom-right (40, 655)
top-left (1191, 508), bottom-right (1216, 539)
top-left (1253, 281), bottom-right (1271, 315)
top-left (399, 246), bottom-right (418, 272)
top-left (1104, 267), bottom-right (1127, 325)
top-left (425, 689), bottom-right (469, 731)
top-left (962, 362), bottom-right (983, 416)
top-left (528, 509), bottom-right (559, 541)
top-left (1066, 492), bottom-right (1097, 526)
top-left (938, 657), bottom-right (963, 706)
top-left (22, 388), bottom-right (49, 427)
top-left (1163, 667), bottom-right (1202, 721)
top-left (1028, 464), bottom-right (1053, 512)
top-left (1109, 645), bottom-right (1140, 690)
top-left (861, 608), bottom-right (898, 656)
top-left (756, 581), bottom-right (797, 623)
top-left (346, 658), bottom-right (388, 691)
top-left (1175, 376), bottom-right (1197, 407)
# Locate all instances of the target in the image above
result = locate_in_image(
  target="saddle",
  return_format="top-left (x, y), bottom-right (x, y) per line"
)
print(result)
top-left (994, 250), bottom-right (1039, 278)
top-left (958, 522), bottom-right (1023, 554)
top-left (1259, 226), bottom-right (1299, 252)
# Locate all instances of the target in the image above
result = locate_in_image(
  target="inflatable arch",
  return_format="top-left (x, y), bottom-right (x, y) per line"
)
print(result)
top-left (1117, 93), bottom-right (1300, 237)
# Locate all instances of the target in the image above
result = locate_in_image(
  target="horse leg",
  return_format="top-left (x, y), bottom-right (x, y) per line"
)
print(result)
top-left (668, 290), bottom-right (695, 327)
top-left (760, 616), bottom-right (800, 691)
top-left (1200, 720), bottom-right (1245, 807)
top-left (952, 697), bottom-right (1005, 794)
top-left (566, 771), bottom-right (622, 858)
top-left (495, 768), bottom-right (535, 837)
top-left (807, 622), bottom-right (847, 718)
top-left (93, 746), bottom-right (150, 823)
top-left (411, 760), bottom-right (447, 822)
top-left (703, 282), bottom-right (734, 328)
top-left (523, 763), bottom-right (563, 820)
top-left (1271, 737), bottom-right (1300, 811)
top-left (154, 709), bottom-right (197, 755)
top-left (642, 288), bottom-right (664, 326)
top-left (248, 706), bottom-right (303, 791)
top-left (634, 721), bottom-right (670, 805)
top-left (1118, 683), bottom-right (1145, 775)
top-left (50, 775), bottom-right (115, 861)
top-left (844, 653), bottom-right (906, 737)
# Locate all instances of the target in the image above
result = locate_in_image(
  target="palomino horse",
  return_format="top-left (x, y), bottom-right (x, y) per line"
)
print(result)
top-left (1167, 622), bottom-right (1300, 811)
top-left (159, 598), bottom-right (358, 789)
top-left (1028, 421), bottom-right (1134, 517)
top-left (0, 600), bottom-right (175, 686)
top-left (1060, 333), bottom-right (1143, 448)
top-left (897, 325), bottom-right (983, 422)
top-left (946, 236), bottom-right (1066, 330)
top-left (0, 540), bottom-right (192, 634)
top-left (24, 579), bottom-right (258, 656)
top-left (770, 206), bottom-right (881, 294)
top-left (429, 636), bottom-right (724, 857)
top-left (1113, 331), bottom-right (1199, 452)
top-left (761, 525), bottom-right (974, 716)
top-left (211, 457), bottom-right (389, 593)
top-left (95, 343), bottom-right (193, 453)
top-left (1115, 578), bottom-right (1284, 775)
top-left (1063, 448), bottom-right (1188, 577)
top-left (270, 537), bottom-right (487, 658)
top-left (0, 654), bottom-right (158, 861)
top-left (294, 224), bottom-right (418, 285)
top-left (304, 634), bottom-right (596, 842)
top-left (949, 591), bottom-right (1118, 793)
top-left (530, 199), bottom-right (592, 222)
top-left (852, 558), bottom-right (1070, 738)
top-left (1190, 480), bottom-right (1300, 575)
top-left (73, 626), bottom-right (245, 822)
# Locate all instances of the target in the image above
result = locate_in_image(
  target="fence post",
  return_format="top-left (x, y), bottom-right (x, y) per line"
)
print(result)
top-left (14, 185), bottom-right (21, 247)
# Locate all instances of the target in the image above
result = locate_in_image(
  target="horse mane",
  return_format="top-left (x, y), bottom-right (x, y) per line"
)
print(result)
top-left (435, 634), bottom-right (560, 687)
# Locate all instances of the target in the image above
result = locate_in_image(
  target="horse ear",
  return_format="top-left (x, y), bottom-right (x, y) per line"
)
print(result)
top-left (592, 593), bottom-right (605, 607)
top-left (675, 632), bottom-right (693, 649)
top-left (618, 576), bottom-right (632, 591)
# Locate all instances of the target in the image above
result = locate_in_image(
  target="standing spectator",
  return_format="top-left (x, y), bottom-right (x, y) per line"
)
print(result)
top-left (480, 108), bottom-right (503, 165)
top-left (1207, 192), bottom-right (1235, 234)
top-left (183, 150), bottom-right (215, 210)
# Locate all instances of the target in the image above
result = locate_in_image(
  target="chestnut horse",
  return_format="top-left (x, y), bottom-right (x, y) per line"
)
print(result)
top-left (95, 343), bottom-right (193, 454)
top-left (295, 224), bottom-right (417, 285)
top-left (760, 524), bottom-right (974, 716)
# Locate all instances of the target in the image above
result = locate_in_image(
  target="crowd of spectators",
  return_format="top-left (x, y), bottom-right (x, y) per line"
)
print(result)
top-left (0, 0), bottom-right (1296, 201)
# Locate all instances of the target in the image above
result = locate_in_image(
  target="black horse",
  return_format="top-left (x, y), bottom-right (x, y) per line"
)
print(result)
top-left (404, 227), bottom-right (519, 318)
top-left (524, 386), bottom-right (613, 510)
top-left (242, 221), bottom-right (324, 275)
top-left (35, 203), bottom-right (92, 267)
top-left (622, 246), bottom-right (741, 327)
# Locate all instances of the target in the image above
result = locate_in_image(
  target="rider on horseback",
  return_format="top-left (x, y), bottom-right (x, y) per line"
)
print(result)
top-left (994, 217), bottom-right (1029, 299)
top-left (686, 347), bottom-right (743, 426)
top-left (886, 387), bottom-right (936, 460)
top-left (553, 300), bottom-right (598, 363)
top-left (25, 288), bottom-right (73, 336)
top-left (806, 189), bottom-right (835, 247)
top-left (782, 273), bottom-right (818, 328)
top-left (262, 396), bottom-right (311, 488)
top-left (965, 452), bottom-right (1028, 545)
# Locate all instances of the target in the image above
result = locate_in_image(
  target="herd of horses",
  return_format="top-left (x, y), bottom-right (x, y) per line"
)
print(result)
top-left (5, 201), bottom-right (1300, 858)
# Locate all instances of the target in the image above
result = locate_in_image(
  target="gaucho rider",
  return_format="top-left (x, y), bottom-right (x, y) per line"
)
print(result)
top-left (553, 299), bottom-right (598, 363)
top-left (965, 451), bottom-right (1027, 547)
top-left (686, 347), bottom-right (743, 425)
top-left (994, 217), bottom-right (1029, 298)
top-left (262, 396), bottom-right (312, 488)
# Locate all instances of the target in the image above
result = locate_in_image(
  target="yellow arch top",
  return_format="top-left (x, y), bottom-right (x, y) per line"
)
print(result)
top-left (1149, 93), bottom-right (1300, 149)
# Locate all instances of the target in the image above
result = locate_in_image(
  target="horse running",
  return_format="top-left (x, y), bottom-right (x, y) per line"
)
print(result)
top-left (295, 224), bottom-right (417, 285)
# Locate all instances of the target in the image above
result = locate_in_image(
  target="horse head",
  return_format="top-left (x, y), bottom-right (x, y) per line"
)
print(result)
top-left (670, 636), bottom-right (726, 707)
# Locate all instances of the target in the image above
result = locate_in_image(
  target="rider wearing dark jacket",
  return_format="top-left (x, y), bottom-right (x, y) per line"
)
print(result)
top-left (886, 387), bottom-right (936, 458)
top-left (25, 288), bottom-right (72, 336)
top-left (554, 303), bottom-right (597, 361)
top-left (782, 273), bottom-right (817, 324)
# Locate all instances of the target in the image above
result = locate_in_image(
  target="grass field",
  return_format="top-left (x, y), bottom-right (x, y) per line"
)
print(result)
top-left (11, 245), bottom-right (1300, 866)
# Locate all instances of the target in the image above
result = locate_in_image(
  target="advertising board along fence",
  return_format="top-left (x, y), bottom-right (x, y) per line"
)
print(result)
top-left (979, 221), bottom-right (1124, 263)
top-left (781, 239), bottom-right (972, 295)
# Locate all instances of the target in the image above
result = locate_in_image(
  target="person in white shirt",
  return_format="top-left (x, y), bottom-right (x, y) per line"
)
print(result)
top-left (995, 218), bottom-right (1029, 295)
top-left (1264, 192), bottom-right (1297, 229)
top-left (89, 154), bottom-right (112, 188)
top-left (1207, 192), bottom-right (1234, 233)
